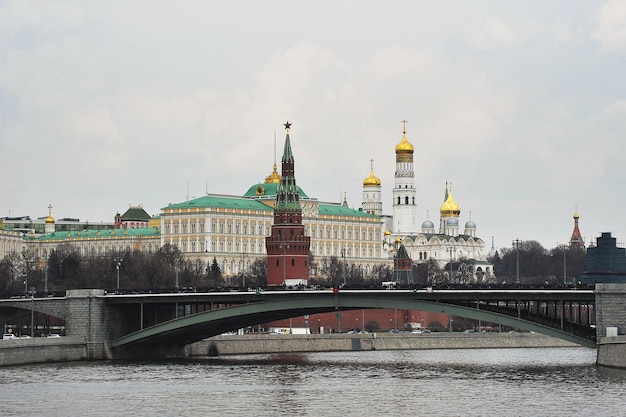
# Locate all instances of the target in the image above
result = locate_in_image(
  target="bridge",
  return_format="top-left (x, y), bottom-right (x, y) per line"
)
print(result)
top-left (0, 287), bottom-right (598, 359)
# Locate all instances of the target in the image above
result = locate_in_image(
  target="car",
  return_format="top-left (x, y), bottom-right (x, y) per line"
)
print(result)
top-left (46, 334), bottom-right (61, 338)
top-left (18, 335), bottom-right (31, 339)
top-left (411, 329), bottom-right (422, 334)
top-left (389, 329), bottom-right (400, 334)
top-left (2, 334), bottom-right (16, 340)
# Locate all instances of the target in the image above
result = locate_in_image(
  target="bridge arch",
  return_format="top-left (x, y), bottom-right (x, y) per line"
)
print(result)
top-left (112, 294), bottom-right (596, 349)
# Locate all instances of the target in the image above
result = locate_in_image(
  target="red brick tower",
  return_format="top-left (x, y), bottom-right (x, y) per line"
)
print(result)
top-left (569, 208), bottom-right (585, 249)
top-left (265, 122), bottom-right (311, 286)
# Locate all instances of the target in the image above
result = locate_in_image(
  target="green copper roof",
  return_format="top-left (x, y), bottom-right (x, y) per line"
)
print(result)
top-left (317, 203), bottom-right (378, 218)
top-left (164, 195), bottom-right (273, 212)
top-left (120, 206), bottom-right (151, 221)
top-left (243, 182), bottom-right (308, 198)
top-left (35, 227), bottom-right (161, 241)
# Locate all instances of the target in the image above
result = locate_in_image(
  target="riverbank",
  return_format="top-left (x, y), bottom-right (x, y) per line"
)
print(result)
top-left (189, 332), bottom-right (581, 357)
top-left (0, 332), bottom-right (584, 366)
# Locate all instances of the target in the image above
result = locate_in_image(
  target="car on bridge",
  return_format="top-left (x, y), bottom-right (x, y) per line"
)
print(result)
top-left (2, 334), bottom-right (16, 340)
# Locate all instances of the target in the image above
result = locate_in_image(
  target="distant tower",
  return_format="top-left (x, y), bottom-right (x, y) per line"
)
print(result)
top-left (392, 120), bottom-right (417, 234)
top-left (362, 159), bottom-right (382, 216)
top-left (569, 208), bottom-right (585, 249)
top-left (265, 122), bottom-right (311, 286)
top-left (439, 182), bottom-right (460, 236)
top-left (392, 242), bottom-right (413, 285)
top-left (44, 204), bottom-right (55, 234)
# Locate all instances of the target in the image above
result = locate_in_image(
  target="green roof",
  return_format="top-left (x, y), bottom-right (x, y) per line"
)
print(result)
top-left (243, 182), bottom-right (308, 198)
top-left (36, 227), bottom-right (161, 241)
top-left (318, 203), bottom-right (378, 218)
top-left (164, 195), bottom-right (273, 211)
top-left (121, 206), bottom-right (151, 221)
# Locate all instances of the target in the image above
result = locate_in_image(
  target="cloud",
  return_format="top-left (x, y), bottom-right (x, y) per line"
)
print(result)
top-left (592, 0), bottom-right (626, 51)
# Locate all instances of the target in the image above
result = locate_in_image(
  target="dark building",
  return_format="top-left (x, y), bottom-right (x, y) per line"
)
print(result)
top-left (580, 232), bottom-right (626, 284)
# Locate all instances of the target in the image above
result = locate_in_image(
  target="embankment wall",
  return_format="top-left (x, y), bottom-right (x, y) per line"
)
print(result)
top-left (0, 336), bottom-right (94, 367)
top-left (190, 332), bottom-right (580, 357)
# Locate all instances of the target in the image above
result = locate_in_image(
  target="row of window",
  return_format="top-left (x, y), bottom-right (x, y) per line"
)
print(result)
top-left (165, 219), bottom-right (381, 242)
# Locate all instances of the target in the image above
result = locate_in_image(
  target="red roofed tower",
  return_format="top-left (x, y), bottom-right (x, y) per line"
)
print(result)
top-left (265, 122), bottom-right (311, 286)
top-left (569, 208), bottom-right (585, 249)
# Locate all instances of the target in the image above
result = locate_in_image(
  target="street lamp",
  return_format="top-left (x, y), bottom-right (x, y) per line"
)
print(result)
top-left (557, 243), bottom-right (567, 285)
top-left (114, 257), bottom-right (123, 290)
top-left (512, 239), bottom-right (521, 285)
top-left (175, 260), bottom-right (180, 290)
top-left (355, 317), bottom-right (359, 332)
top-left (448, 246), bottom-right (455, 283)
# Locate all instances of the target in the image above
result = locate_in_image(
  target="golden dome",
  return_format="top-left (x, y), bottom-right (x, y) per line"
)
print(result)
top-left (363, 160), bottom-right (381, 186)
top-left (45, 204), bottom-right (55, 224)
top-left (440, 189), bottom-right (461, 217)
top-left (264, 163), bottom-right (281, 184)
top-left (395, 131), bottom-right (414, 155)
top-left (573, 209), bottom-right (579, 219)
top-left (384, 230), bottom-right (391, 236)
top-left (395, 236), bottom-right (402, 244)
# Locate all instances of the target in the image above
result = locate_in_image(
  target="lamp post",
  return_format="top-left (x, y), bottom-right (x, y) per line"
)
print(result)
top-left (355, 317), bottom-right (359, 332)
top-left (114, 257), bottom-right (123, 290)
top-left (448, 246), bottom-right (454, 283)
top-left (341, 247), bottom-right (347, 287)
top-left (558, 244), bottom-right (567, 285)
top-left (512, 239), bottom-right (521, 285)
top-left (44, 252), bottom-right (48, 295)
top-left (175, 260), bottom-right (179, 291)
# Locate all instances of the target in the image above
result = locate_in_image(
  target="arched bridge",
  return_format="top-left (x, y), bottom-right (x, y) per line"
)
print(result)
top-left (109, 289), bottom-right (596, 350)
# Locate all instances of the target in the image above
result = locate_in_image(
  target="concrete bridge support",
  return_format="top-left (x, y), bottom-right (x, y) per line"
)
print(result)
top-left (595, 283), bottom-right (626, 368)
top-left (64, 289), bottom-right (109, 359)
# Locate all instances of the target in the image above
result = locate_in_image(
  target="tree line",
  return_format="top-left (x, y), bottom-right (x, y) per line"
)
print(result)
top-left (0, 240), bottom-right (586, 294)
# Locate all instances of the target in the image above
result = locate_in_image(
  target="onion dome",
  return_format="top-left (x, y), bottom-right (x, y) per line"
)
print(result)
top-left (384, 230), bottom-right (392, 236)
top-left (395, 236), bottom-right (402, 244)
top-left (363, 159), bottom-right (381, 186)
top-left (440, 188), bottom-right (461, 217)
top-left (395, 130), bottom-right (414, 155)
top-left (45, 204), bottom-right (55, 224)
top-left (573, 209), bottom-right (580, 220)
top-left (465, 220), bottom-right (476, 229)
top-left (264, 163), bottom-right (281, 184)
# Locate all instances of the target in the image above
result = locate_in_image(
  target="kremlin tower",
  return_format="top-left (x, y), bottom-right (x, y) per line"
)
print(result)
top-left (265, 122), bottom-right (311, 286)
top-left (569, 208), bottom-right (584, 249)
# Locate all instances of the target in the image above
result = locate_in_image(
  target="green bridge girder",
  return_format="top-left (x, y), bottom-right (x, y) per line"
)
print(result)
top-left (112, 293), bottom-right (596, 349)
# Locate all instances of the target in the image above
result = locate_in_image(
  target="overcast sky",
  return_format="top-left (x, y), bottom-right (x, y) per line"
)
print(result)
top-left (1, 1), bottom-right (625, 252)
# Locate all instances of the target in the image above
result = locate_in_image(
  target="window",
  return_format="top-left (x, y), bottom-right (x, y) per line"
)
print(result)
top-left (212, 222), bottom-right (216, 233)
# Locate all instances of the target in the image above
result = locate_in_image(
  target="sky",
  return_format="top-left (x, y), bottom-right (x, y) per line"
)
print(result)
top-left (1, 1), bottom-right (625, 253)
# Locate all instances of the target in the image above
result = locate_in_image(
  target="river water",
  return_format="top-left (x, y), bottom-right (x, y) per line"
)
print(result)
top-left (1, 347), bottom-right (625, 417)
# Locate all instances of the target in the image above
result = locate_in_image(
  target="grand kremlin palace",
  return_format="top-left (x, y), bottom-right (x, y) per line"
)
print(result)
top-left (2, 124), bottom-right (493, 283)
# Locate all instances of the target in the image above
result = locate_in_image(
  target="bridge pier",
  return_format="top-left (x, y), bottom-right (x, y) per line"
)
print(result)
top-left (595, 283), bottom-right (626, 368)
top-left (65, 289), bottom-right (109, 359)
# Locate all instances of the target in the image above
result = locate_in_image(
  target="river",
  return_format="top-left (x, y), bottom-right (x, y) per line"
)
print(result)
top-left (1, 347), bottom-right (625, 417)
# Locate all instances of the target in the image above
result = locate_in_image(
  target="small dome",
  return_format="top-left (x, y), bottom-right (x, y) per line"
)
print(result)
top-left (395, 131), bottom-right (414, 155)
top-left (573, 209), bottom-right (579, 219)
top-left (45, 215), bottom-right (55, 224)
top-left (446, 218), bottom-right (459, 227)
top-left (440, 190), bottom-right (461, 217)
top-left (363, 170), bottom-right (381, 186)
top-left (422, 219), bottom-right (434, 230)
top-left (465, 220), bottom-right (476, 229)
top-left (384, 230), bottom-right (392, 236)
top-left (395, 236), bottom-right (402, 244)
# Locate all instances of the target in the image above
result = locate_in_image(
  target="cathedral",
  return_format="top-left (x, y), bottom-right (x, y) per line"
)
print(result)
top-left (365, 122), bottom-right (494, 284)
